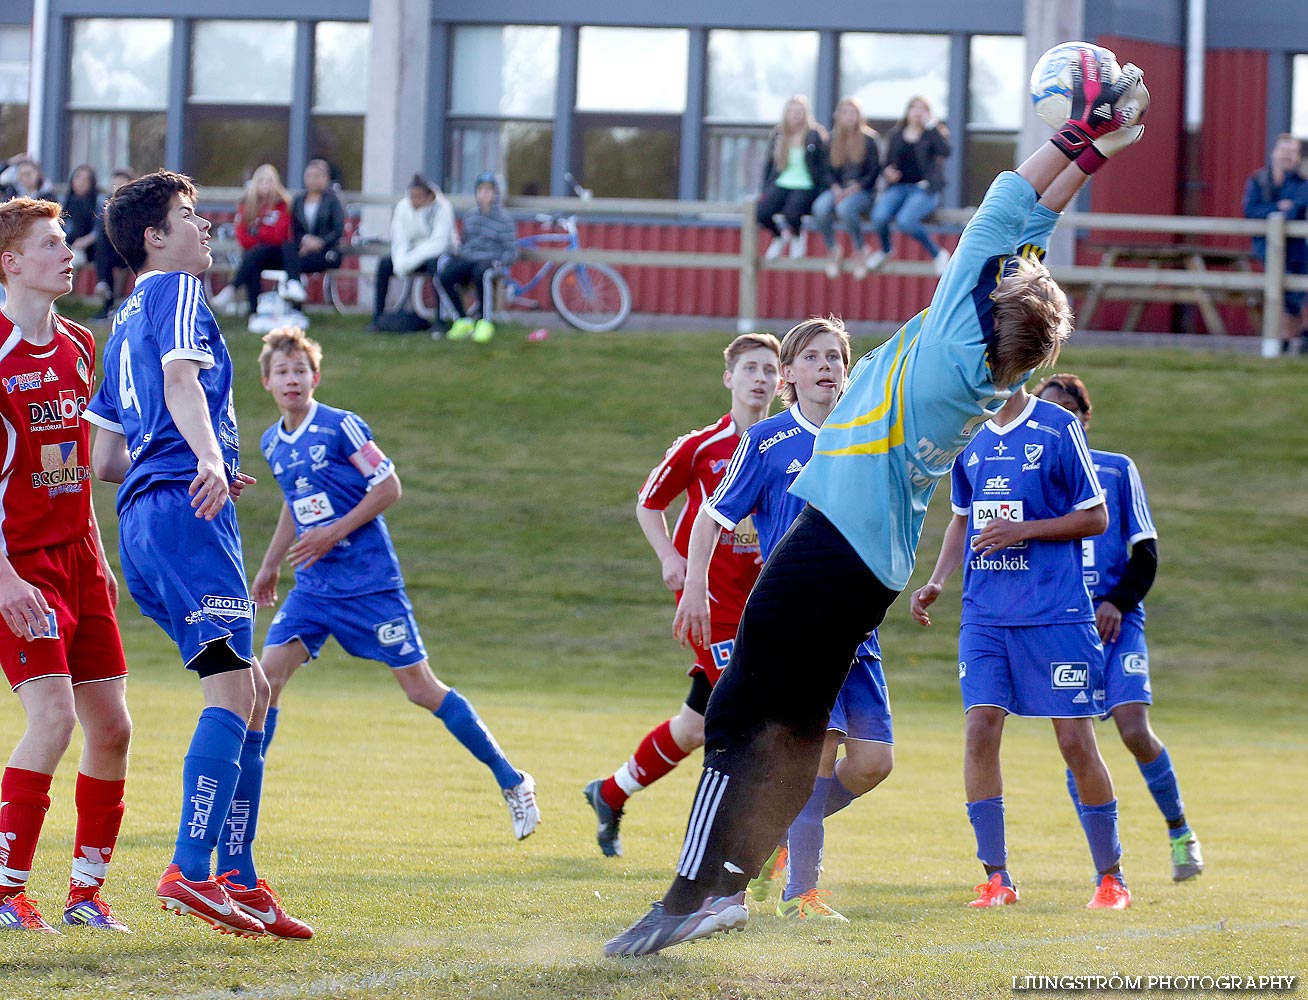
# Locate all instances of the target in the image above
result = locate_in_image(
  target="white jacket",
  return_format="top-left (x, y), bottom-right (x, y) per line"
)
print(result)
top-left (390, 194), bottom-right (456, 275)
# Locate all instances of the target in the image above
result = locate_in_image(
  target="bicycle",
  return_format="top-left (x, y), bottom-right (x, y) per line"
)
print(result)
top-left (323, 206), bottom-right (437, 319)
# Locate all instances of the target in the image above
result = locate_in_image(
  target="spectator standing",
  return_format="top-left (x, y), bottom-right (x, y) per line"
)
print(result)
top-left (370, 174), bottom-right (455, 329)
top-left (437, 171), bottom-right (517, 343)
top-left (812, 98), bottom-right (881, 279)
top-left (758, 97), bottom-right (827, 262)
top-left (213, 164), bottom-right (292, 314)
top-left (280, 159), bottom-right (345, 306)
top-left (60, 165), bottom-right (103, 271)
top-left (90, 169), bottom-right (135, 321)
top-left (1242, 132), bottom-right (1308, 354)
top-left (1, 157), bottom-right (57, 203)
top-left (868, 96), bottom-right (952, 275)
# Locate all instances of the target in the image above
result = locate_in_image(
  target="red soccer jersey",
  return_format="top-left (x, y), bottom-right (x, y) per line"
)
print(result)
top-left (0, 313), bottom-right (97, 556)
top-left (638, 412), bottom-right (761, 627)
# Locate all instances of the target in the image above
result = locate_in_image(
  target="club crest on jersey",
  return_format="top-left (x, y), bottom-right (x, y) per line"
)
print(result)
top-left (375, 618), bottom-right (410, 646)
top-left (4, 371), bottom-right (42, 393)
top-left (1022, 444), bottom-right (1044, 470)
top-left (1051, 662), bottom-right (1090, 689)
top-left (310, 443), bottom-right (328, 469)
top-left (77, 356), bottom-right (90, 384)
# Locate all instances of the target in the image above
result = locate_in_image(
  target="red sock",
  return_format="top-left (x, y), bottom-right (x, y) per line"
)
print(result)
top-left (0, 767), bottom-right (53, 898)
top-left (601, 719), bottom-right (691, 810)
top-left (67, 773), bottom-right (126, 905)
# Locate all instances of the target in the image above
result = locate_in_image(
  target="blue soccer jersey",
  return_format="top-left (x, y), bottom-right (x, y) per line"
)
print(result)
top-left (793, 172), bottom-right (1059, 591)
top-left (260, 400), bottom-right (403, 597)
top-left (704, 404), bottom-right (821, 559)
top-left (950, 395), bottom-right (1104, 626)
top-left (85, 271), bottom-right (240, 514)
top-left (1083, 449), bottom-right (1156, 628)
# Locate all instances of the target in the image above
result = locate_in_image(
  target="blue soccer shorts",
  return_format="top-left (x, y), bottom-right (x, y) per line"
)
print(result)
top-left (828, 648), bottom-right (893, 744)
top-left (263, 586), bottom-right (428, 669)
top-left (1099, 614), bottom-right (1152, 714)
top-left (119, 486), bottom-right (253, 670)
top-left (958, 621), bottom-right (1105, 718)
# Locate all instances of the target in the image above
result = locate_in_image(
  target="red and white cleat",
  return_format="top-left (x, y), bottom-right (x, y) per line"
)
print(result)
top-left (227, 878), bottom-right (313, 940)
top-left (156, 865), bottom-right (267, 937)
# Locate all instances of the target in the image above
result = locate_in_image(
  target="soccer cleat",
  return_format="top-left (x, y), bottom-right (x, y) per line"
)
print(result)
top-left (1170, 832), bottom-right (1204, 882)
top-left (472, 319), bottom-right (496, 343)
top-left (746, 846), bottom-right (788, 901)
top-left (156, 865), bottom-right (267, 937)
top-left (603, 891), bottom-right (749, 957)
top-left (63, 892), bottom-right (132, 932)
top-left (227, 879), bottom-right (313, 940)
top-left (776, 888), bottom-right (849, 922)
top-left (447, 317), bottom-right (475, 340)
top-left (0, 891), bottom-right (61, 933)
top-left (503, 771), bottom-right (541, 840)
top-left (967, 872), bottom-right (1019, 908)
top-left (1087, 874), bottom-right (1132, 910)
top-left (583, 778), bottom-right (624, 858)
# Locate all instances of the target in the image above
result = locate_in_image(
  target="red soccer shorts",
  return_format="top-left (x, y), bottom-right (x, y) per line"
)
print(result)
top-left (688, 620), bottom-right (741, 687)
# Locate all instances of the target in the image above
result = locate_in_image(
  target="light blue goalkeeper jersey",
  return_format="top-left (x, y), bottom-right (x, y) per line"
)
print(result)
top-left (792, 172), bottom-right (1060, 591)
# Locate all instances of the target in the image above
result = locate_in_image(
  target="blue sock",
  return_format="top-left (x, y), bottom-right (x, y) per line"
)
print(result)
top-left (263, 707), bottom-right (280, 752)
top-left (434, 689), bottom-right (521, 790)
top-left (966, 796), bottom-right (1007, 870)
top-left (217, 730), bottom-right (264, 888)
top-left (1065, 768), bottom-right (1085, 815)
top-left (1079, 798), bottom-right (1122, 875)
top-left (174, 707), bottom-right (246, 881)
top-left (822, 773), bottom-right (857, 818)
top-left (1138, 747), bottom-right (1186, 827)
top-left (784, 777), bottom-right (833, 901)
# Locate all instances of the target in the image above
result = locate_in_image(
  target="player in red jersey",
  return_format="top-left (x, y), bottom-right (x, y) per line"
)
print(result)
top-left (0, 198), bottom-right (132, 933)
top-left (583, 333), bottom-right (780, 857)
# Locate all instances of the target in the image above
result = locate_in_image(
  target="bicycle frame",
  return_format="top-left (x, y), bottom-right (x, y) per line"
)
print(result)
top-left (504, 221), bottom-right (579, 302)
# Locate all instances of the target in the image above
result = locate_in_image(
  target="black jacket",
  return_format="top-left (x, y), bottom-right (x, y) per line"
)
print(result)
top-left (290, 188), bottom-right (346, 254)
top-left (884, 124), bottom-right (950, 194)
top-left (824, 133), bottom-right (881, 191)
top-left (761, 127), bottom-right (827, 190)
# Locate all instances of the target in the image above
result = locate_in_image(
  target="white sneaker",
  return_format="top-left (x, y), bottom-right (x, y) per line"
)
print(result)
top-left (765, 237), bottom-right (786, 261)
top-left (282, 278), bottom-right (307, 303)
top-left (503, 771), bottom-right (541, 840)
top-left (210, 284), bottom-right (235, 312)
top-left (825, 255), bottom-right (840, 280)
top-left (933, 249), bottom-right (951, 275)
top-left (865, 249), bottom-right (889, 271)
top-left (788, 234), bottom-right (807, 260)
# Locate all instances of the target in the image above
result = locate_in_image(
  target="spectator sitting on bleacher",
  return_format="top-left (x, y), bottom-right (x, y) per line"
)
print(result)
top-left (212, 163), bottom-right (292, 314)
top-left (1, 155), bottom-right (57, 203)
top-left (370, 174), bottom-right (455, 329)
top-left (281, 158), bottom-right (345, 306)
top-left (438, 171), bottom-right (518, 343)
top-left (867, 96), bottom-right (952, 275)
top-left (91, 167), bottom-right (135, 320)
top-left (60, 164), bottom-right (103, 272)
top-left (1242, 132), bottom-right (1308, 354)
top-left (758, 96), bottom-right (827, 262)
top-left (812, 96), bottom-right (881, 280)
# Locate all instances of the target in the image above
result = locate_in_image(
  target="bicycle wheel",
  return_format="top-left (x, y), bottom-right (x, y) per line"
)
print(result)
top-left (325, 267), bottom-right (374, 315)
top-left (549, 261), bottom-right (631, 332)
top-left (409, 275), bottom-right (438, 321)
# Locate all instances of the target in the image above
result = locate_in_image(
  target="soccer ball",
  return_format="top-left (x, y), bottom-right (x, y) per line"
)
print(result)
top-left (1029, 42), bottom-right (1121, 128)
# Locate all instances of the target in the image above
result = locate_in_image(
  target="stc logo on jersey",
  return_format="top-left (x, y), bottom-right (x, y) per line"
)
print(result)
top-left (27, 390), bottom-right (86, 431)
top-left (1050, 661), bottom-right (1090, 689)
top-left (981, 475), bottom-right (1010, 494)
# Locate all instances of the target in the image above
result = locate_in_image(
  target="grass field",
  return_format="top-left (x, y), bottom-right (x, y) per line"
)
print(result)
top-left (1, 308), bottom-right (1305, 999)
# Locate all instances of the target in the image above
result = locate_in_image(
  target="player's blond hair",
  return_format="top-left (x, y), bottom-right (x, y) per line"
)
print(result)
top-left (0, 198), bottom-right (62, 286)
top-left (778, 316), bottom-right (851, 406)
top-left (989, 256), bottom-right (1072, 388)
top-left (723, 332), bottom-right (781, 371)
top-left (259, 326), bottom-right (323, 379)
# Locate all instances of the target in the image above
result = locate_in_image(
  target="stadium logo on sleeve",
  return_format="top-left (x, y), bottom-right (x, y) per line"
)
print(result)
top-left (375, 618), bottom-right (410, 646)
top-left (1051, 662), bottom-right (1090, 689)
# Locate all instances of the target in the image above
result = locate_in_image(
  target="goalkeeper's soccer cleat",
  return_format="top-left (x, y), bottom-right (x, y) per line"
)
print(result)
top-left (603, 891), bottom-right (749, 957)
top-left (776, 888), bottom-right (849, 922)
top-left (967, 871), bottom-right (1019, 908)
top-left (63, 892), bottom-right (132, 932)
top-left (583, 778), bottom-right (624, 858)
top-left (227, 879), bottom-right (313, 940)
top-left (0, 891), bottom-right (60, 932)
top-left (746, 845), bottom-right (788, 901)
top-left (156, 865), bottom-right (267, 937)
top-left (503, 771), bottom-right (541, 840)
top-left (1087, 873), bottom-right (1132, 910)
top-left (1170, 832), bottom-right (1204, 882)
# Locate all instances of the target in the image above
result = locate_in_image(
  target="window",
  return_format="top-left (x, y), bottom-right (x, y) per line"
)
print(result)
top-left (1292, 55), bottom-right (1308, 138)
top-left (66, 19), bottom-right (170, 183)
top-left (965, 35), bottom-right (1026, 205)
top-left (705, 29), bottom-right (819, 201)
top-left (187, 19), bottom-right (295, 186)
top-left (0, 25), bottom-right (30, 156)
top-left (312, 21), bottom-right (370, 189)
top-left (839, 32), bottom-right (950, 129)
top-left (448, 25), bottom-right (559, 195)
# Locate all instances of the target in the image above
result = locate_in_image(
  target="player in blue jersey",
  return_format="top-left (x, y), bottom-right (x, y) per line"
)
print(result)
top-left (911, 379), bottom-right (1135, 910)
top-left (676, 317), bottom-right (892, 923)
top-left (85, 170), bottom-right (310, 939)
top-left (1034, 373), bottom-right (1203, 882)
top-left (250, 327), bottom-right (540, 841)
top-left (605, 51), bottom-right (1148, 955)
